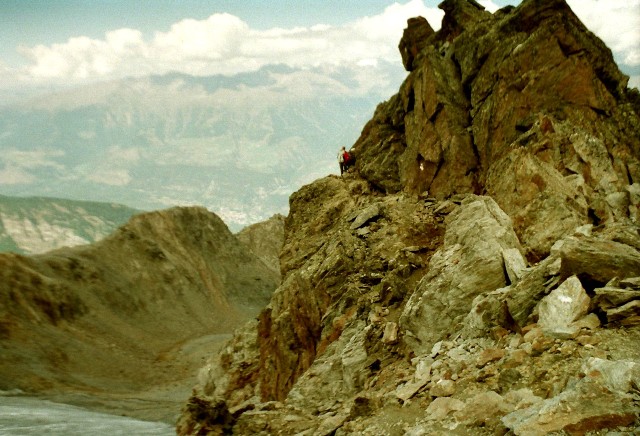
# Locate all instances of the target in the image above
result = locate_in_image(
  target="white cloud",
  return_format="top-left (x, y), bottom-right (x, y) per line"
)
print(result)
top-left (352, 0), bottom-right (441, 42)
top-left (86, 168), bottom-right (132, 186)
top-left (0, 166), bottom-right (36, 184)
top-left (0, 148), bottom-right (65, 185)
top-left (1, 148), bottom-right (65, 170)
top-left (3, 0), bottom-right (638, 91)
top-left (106, 146), bottom-right (140, 163)
top-left (106, 28), bottom-right (145, 55)
top-left (10, 1), bottom-right (442, 85)
top-left (0, 60), bottom-right (22, 89)
top-left (567, 0), bottom-right (640, 67)
top-left (153, 14), bottom-right (247, 61)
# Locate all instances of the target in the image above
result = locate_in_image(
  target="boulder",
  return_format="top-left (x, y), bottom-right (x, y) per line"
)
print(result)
top-left (606, 300), bottom-right (640, 326)
top-left (537, 275), bottom-right (591, 338)
top-left (584, 357), bottom-right (640, 395)
top-left (592, 287), bottom-right (640, 309)
top-left (426, 396), bottom-right (465, 420)
top-left (476, 348), bottom-right (506, 368)
top-left (456, 391), bottom-right (509, 427)
top-left (503, 247), bottom-right (528, 284)
top-left (401, 196), bottom-right (523, 354)
top-left (395, 379), bottom-right (429, 403)
top-left (502, 375), bottom-right (638, 435)
top-left (557, 236), bottom-right (640, 285)
top-left (381, 322), bottom-right (399, 345)
top-left (349, 203), bottom-right (382, 230)
top-left (429, 379), bottom-right (456, 398)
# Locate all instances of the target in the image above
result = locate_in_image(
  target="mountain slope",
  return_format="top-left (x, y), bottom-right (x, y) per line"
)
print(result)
top-left (0, 194), bottom-right (138, 254)
top-left (0, 207), bottom-right (280, 423)
top-left (178, 1), bottom-right (640, 434)
top-left (236, 213), bottom-right (285, 277)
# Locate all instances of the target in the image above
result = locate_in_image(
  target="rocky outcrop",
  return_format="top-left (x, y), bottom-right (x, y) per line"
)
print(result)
top-left (400, 196), bottom-right (524, 354)
top-left (256, 177), bottom-right (444, 403)
top-left (177, 178), bottom-right (447, 433)
top-left (0, 207), bottom-right (279, 423)
top-left (355, 0), bottom-right (640, 261)
top-left (178, 0), bottom-right (640, 434)
top-left (398, 17), bottom-right (434, 71)
top-left (179, 189), bottom-right (640, 434)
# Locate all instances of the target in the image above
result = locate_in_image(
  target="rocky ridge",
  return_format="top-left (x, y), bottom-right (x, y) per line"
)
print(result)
top-left (178, 0), bottom-right (640, 434)
top-left (0, 207), bottom-right (280, 423)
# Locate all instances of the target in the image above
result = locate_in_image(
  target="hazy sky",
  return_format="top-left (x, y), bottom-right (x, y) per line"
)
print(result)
top-left (1, 0), bottom-right (638, 89)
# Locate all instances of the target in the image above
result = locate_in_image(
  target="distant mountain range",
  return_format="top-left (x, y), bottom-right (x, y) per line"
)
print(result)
top-left (0, 194), bottom-right (138, 254)
top-left (0, 63), bottom-right (406, 229)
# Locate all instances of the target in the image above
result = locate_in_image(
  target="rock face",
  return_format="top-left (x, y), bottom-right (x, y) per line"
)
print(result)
top-left (398, 17), bottom-right (435, 71)
top-left (355, 0), bottom-right (640, 262)
top-left (401, 196), bottom-right (524, 354)
top-left (0, 207), bottom-right (279, 423)
top-left (178, 0), bottom-right (640, 434)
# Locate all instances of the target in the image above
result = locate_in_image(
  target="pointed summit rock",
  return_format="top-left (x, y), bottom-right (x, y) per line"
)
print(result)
top-left (353, 0), bottom-right (640, 260)
top-left (399, 17), bottom-right (435, 71)
top-left (438, 0), bottom-right (490, 41)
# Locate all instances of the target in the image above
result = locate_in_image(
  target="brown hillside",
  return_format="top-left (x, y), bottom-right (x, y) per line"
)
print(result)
top-left (0, 206), bottom-right (279, 423)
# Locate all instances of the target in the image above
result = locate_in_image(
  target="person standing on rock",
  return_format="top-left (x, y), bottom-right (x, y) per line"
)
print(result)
top-left (338, 146), bottom-right (351, 175)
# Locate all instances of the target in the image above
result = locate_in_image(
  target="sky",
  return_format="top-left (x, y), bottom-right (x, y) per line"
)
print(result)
top-left (1, 0), bottom-right (638, 92)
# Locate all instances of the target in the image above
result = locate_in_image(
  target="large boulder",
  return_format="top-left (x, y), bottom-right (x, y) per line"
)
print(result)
top-left (400, 196), bottom-right (524, 354)
top-left (537, 275), bottom-right (591, 338)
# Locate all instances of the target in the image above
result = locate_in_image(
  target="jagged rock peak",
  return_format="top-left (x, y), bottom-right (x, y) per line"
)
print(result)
top-left (398, 17), bottom-right (434, 71)
top-left (356, 0), bottom-right (640, 261)
top-left (438, 0), bottom-right (490, 41)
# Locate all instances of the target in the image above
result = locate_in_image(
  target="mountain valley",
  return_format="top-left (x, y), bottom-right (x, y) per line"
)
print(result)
top-left (0, 64), bottom-right (404, 229)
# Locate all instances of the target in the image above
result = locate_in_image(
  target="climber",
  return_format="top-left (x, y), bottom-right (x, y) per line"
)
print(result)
top-left (338, 146), bottom-right (352, 175)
